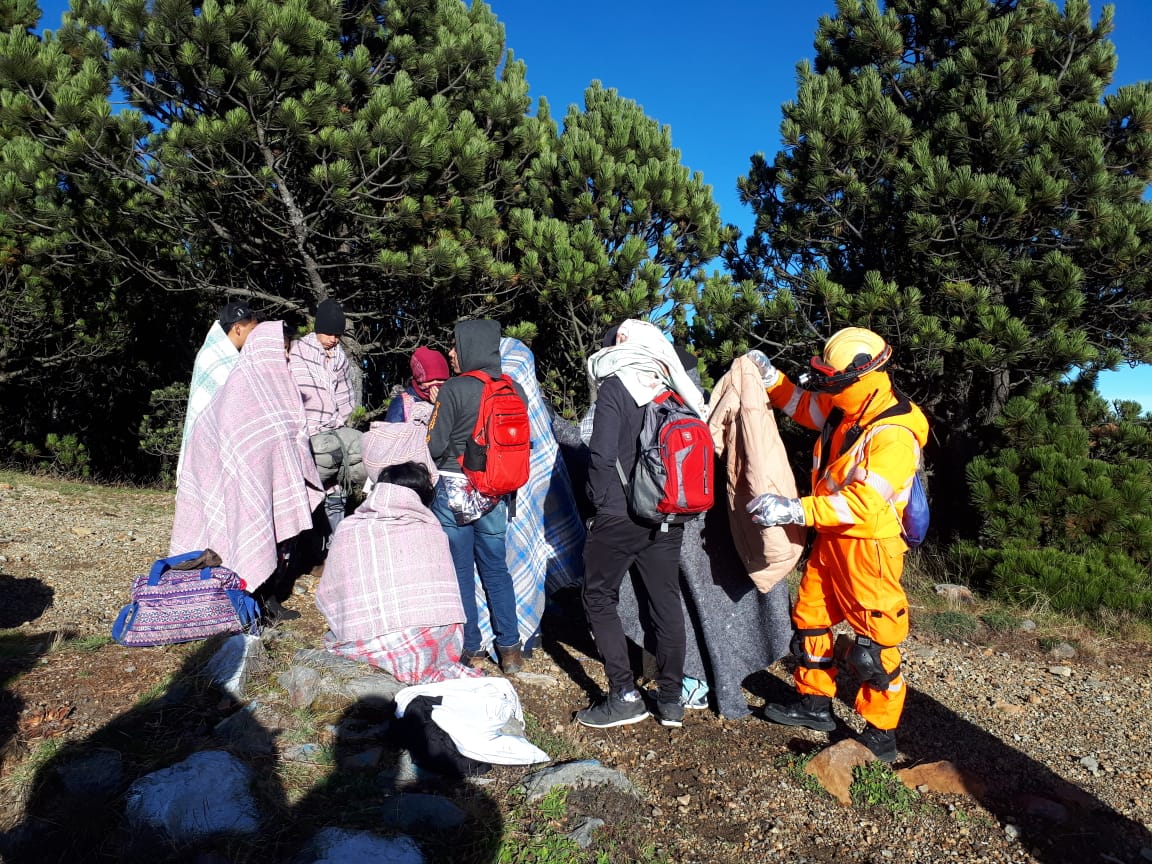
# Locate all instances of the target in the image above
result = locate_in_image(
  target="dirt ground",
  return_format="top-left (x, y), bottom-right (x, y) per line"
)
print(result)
top-left (1, 470), bottom-right (1151, 864)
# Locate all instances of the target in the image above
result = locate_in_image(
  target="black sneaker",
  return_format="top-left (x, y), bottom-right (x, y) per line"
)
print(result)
top-left (762, 694), bottom-right (836, 732)
top-left (575, 692), bottom-right (650, 728)
top-left (654, 699), bottom-right (685, 728)
top-left (857, 725), bottom-right (898, 763)
top-left (262, 597), bottom-right (301, 624)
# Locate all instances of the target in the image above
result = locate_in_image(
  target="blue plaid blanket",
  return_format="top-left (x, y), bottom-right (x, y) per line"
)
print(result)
top-left (472, 339), bottom-right (585, 653)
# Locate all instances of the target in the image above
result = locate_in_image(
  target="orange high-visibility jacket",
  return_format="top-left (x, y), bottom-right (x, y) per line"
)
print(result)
top-left (766, 371), bottom-right (929, 540)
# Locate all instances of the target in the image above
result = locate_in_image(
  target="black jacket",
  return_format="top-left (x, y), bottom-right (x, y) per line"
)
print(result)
top-left (586, 375), bottom-right (646, 517)
top-left (427, 320), bottom-right (527, 472)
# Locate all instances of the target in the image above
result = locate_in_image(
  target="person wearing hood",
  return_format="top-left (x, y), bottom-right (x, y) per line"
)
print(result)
top-left (575, 319), bottom-right (706, 730)
top-left (385, 346), bottom-right (451, 426)
top-left (744, 327), bottom-right (929, 763)
top-left (426, 320), bottom-right (529, 674)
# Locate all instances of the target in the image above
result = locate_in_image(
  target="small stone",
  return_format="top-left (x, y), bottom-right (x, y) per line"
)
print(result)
top-left (993, 700), bottom-right (1025, 716)
top-left (1048, 642), bottom-right (1077, 661)
top-left (340, 747), bottom-right (382, 770)
top-left (1048, 666), bottom-right (1073, 678)
top-left (1005, 824), bottom-right (1021, 841)
top-left (1079, 755), bottom-right (1100, 775)
top-left (676, 794), bottom-right (691, 806)
top-left (283, 743), bottom-right (322, 763)
top-left (933, 583), bottom-right (974, 604)
top-left (564, 816), bottom-right (605, 849)
top-left (1020, 619), bottom-right (1036, 632)
top-left (70, 526), bottom-right (94, 537)
top-left (278, 665), bottom-right (322, 709)
top-left (521, 760), bottom-right (637, 802)
top-left (643, 750), bottom-right (657, 761)
top-left (651, 806), bottom-right (663, 818)
top-left (511, 671), bottom-right (558, 686)
top-left (1020, 794), bottom-right (1068, 823)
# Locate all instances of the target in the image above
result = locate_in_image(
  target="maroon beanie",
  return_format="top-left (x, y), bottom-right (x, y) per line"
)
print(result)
top-left (410, 347), bottom-right (450, 400)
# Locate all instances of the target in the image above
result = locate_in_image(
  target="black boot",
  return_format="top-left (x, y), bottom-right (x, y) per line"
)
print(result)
top-left (857, 724), bottom-right (898, 763)
top-left (763, 694), bottom-right (836, 732)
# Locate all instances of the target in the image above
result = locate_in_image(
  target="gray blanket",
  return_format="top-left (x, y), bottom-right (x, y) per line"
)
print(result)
top-left (617, 500), bottom-right (792, 719)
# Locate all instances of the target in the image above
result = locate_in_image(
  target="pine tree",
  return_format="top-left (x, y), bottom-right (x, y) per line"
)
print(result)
top-left (701, 0), bottom-right (1152, 530)
top-left (963, 380), bottom-right (1152, 618)
top-left (5, 0), bottom-right (546, 356)
top-left (506, 82), bottom-right (728, 414)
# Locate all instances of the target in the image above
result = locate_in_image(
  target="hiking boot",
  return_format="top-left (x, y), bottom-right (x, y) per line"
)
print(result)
top-left (497, 643), bottom-right (523, 675)
top-left (857, 725), bottom-right (898, 763)
top-left (575, 691), bottom-right (650, 728)
top-left (261, 597), bottom-right (300, 624)
top-left (654, 699), bottom-right (685, 728)
top-left (762, 694), bottom-right (837, 732)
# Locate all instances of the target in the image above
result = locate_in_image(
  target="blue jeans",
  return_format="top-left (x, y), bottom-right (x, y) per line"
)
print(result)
top-left (431, 479), bottom-right (520, 653)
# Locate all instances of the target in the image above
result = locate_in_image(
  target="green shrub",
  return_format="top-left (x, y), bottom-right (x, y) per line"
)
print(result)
top-left (965, 383), bottom-right (1152, 619)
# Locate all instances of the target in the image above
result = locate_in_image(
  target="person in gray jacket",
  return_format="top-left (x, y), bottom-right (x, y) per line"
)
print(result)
top-left (427, 320), bottom-right (528, 673)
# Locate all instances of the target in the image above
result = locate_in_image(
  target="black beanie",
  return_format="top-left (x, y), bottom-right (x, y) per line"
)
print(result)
top-left (315, 298), bottom-right (346, 335)
top-left (601, 324), bottom-right (621, 348)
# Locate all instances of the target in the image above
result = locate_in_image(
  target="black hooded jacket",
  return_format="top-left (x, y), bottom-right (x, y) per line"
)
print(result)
top-left (427, 320), bottom-right (527, 473)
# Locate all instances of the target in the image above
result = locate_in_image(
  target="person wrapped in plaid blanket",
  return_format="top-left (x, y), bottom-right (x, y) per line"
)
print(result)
top-left (176, 302), bottom-right (259, 485)
top-left (315, 423), bottom-right (481, 684)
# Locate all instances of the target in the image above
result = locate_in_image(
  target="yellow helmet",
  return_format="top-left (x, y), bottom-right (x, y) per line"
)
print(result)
top-left (807, 327), bottom-right (891, 392)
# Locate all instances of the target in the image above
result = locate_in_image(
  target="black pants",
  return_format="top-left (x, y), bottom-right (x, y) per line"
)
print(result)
top-left (582, 513), bottom-right (685, 702)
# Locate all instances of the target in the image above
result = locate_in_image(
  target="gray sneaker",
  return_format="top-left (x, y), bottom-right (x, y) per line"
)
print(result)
top-left (575, 692), bottom-right (650, 728)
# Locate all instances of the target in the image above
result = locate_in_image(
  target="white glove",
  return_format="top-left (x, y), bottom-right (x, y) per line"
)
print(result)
top-left (746, 493), bottom-right (805, 527)
top-left (744, 350), bottom-right (779, 387)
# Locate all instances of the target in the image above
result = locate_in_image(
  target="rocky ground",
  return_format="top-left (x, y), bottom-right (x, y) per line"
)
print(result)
top-left (0, 469), bottom-right (1150, 864)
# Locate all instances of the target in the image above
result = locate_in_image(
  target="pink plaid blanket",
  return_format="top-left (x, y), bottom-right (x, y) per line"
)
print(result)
top-left (290, 333), bottom-right (356, 435)
top-left (324, 626), bottom-right (481, 684)
top-left (315, 482), bottom-right (465, 639)
top-left (170, 322), bottom-right (324, 591)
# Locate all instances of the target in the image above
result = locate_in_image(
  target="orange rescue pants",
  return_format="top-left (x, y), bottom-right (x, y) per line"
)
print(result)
top-left (791, 534), bottom-right (910, 730)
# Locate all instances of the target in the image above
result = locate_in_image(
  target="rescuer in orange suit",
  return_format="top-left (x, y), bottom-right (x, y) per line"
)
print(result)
top-left (744, 328), bottom-right (929, 762)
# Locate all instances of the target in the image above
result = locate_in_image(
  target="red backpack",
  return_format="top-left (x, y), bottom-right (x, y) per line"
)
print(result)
top-left (459, 371), bottom-right (532, 496)
top-left (616, 390), bottom-right (714, 529)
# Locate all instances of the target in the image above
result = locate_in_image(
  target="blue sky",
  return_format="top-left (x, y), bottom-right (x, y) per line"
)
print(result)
top-left (33, 0), bottom-right (1152, 406)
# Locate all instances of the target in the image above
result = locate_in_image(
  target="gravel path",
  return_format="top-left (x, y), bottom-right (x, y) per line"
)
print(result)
top-left (1, 470), bottom-right (1151, 864)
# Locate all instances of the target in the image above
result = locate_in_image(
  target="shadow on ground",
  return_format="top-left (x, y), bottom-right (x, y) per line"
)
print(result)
top-left (0, 634), bottom-right (504, 863)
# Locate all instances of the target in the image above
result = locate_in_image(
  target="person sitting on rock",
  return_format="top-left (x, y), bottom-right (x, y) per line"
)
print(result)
top-left (315, 423), bottom-right (481, 684)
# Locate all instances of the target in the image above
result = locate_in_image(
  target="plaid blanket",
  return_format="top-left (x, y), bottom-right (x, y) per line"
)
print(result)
top-left (290, 333), bottom-right (357, 436)
top-left (324, 625), bottom-right (481, 684)
top-left (170, 322), bottom-right (324, 591)
top-left (176, 323), bottom-right (239, 485)
top-left (316, 482), bottom-right (466, 638)
top-left (471, 339), bottom-right (585, 653)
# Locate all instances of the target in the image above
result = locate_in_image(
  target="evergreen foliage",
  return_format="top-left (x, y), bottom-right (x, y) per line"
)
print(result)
top-left (699, 0), bottom-right (1152, 530)
top-left (507, 82), bottom-right (728, 414)
top-left (962, 380), bottom-right (1152, 617)
top-left (0, 0), bottom-right (724, 474)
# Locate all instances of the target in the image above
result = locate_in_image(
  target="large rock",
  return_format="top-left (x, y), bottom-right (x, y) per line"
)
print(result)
top-left (204, 635), bottom-right (267, 700)
top-left (279, 666), bottom-right (324, 709)
top-left (55, 749), bottom-right (124, 797)
top-left (380, 793), bottom-right (467, 832)
top-left (289, 648), bottom-right (404, 706)
top-left (896, 761), bottom-right (985, 799)
top-left (125, 750), bottom-right (261, 843)
top-left (295, 827), bottom-right (424, 864)
top-left (214, 703), bottom-right (276, 757)
top-left (804, 739), bottom-right (875, 806)
top-left (521, 760), bottom-right (636, 802)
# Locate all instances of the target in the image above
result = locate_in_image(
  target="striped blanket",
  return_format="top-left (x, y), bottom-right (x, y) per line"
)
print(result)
top-left (176, 323), bottom-right (239, 485)
top-left (471, 339), bottom-right (585, 654)
top-left (290, 333), bottom-right (357, 435)
top-left (170, 322), bottom-right (324, 592)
